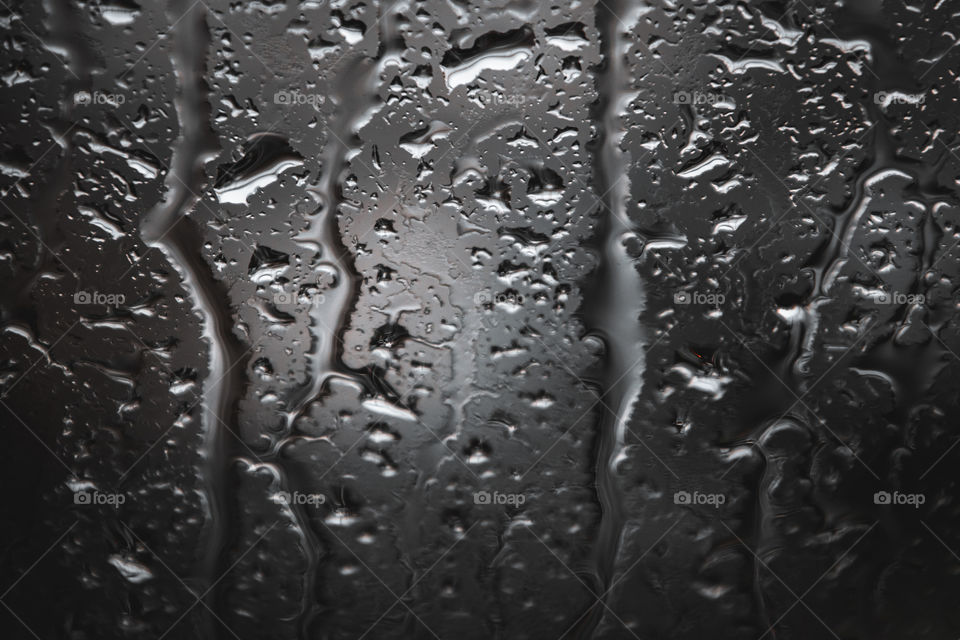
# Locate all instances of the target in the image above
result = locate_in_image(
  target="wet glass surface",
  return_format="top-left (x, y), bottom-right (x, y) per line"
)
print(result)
top-left (2, 0), bottom-right (960, 638)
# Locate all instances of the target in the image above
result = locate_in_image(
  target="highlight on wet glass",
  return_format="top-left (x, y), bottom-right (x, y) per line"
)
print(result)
top-left (1, 0), bottom-right (959, 638)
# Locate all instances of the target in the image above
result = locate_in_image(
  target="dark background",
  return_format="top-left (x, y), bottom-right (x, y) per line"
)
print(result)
top-left (1, 0), bottom-right (959, 638)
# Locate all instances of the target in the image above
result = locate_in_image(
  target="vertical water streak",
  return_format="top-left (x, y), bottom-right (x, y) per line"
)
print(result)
top-left (583, 0), bottom-right (647, 635)
top-left (140, 2), bottom-right (240, 635)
